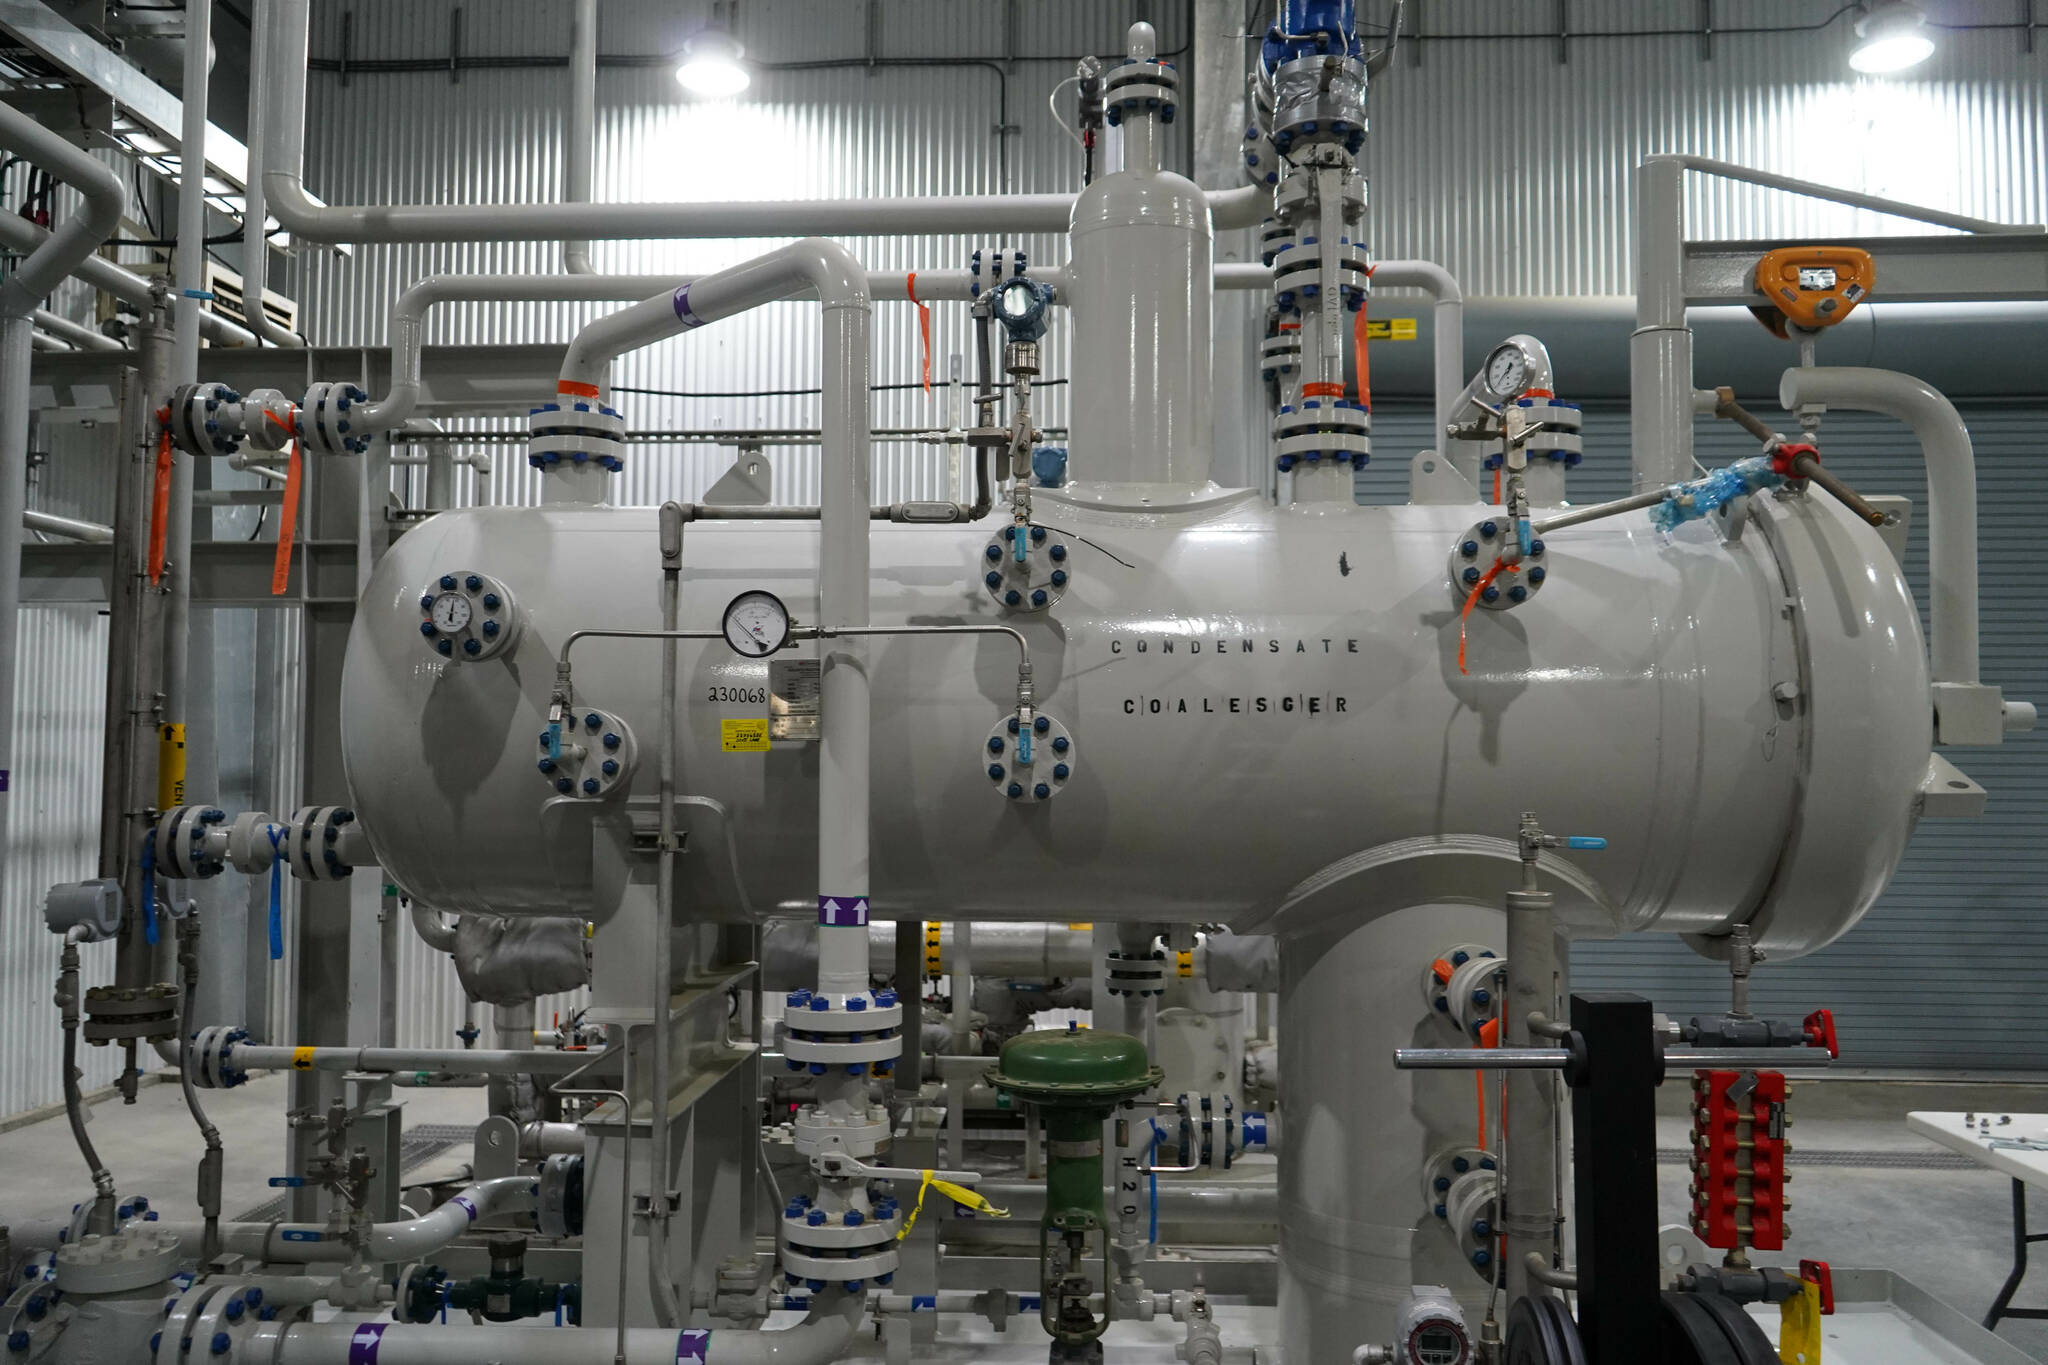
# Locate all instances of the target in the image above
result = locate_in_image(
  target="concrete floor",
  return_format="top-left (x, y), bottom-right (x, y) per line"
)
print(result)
top-left (1, 1074), bottom-right (2044, 1360)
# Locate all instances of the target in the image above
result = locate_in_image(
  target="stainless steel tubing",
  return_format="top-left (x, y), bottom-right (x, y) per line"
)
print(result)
top-left (1392, 1046), bottom-right (1833, 1070)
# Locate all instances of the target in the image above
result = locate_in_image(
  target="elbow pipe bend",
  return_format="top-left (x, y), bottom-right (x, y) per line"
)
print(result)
top-left (409, 901), bottom-right (460, 953)
top-left (166, 1175), bottom-right (540, 1264)
top-left (1778, 366), bottom-right (1978, 686)
top-left (0, 103), bottom-right (126, 316)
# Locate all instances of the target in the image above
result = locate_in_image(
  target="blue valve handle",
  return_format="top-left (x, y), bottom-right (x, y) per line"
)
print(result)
top-left (546, 721), bottom-right (563, 761)
top-left (139, 830), bottom-right (159, 946)
top-left (1566, 836), bottom-right (1607, 850)
top-left (266, 1177), bottom-right (306, 1188)
top-left (1017, 724), bottom-right (1033, 765)
top-left (1517, 516), bottom-right (1534, 556)
top-left (1013, 527), bottom-right (1029, 564)
top-left (266, 824), bottom-right (286, 960)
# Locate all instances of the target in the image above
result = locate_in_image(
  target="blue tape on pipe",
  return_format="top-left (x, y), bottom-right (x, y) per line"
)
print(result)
top-left (266, 824), bottom-right (286, 959)
top-left (676, 1327), bottom-right (711, 1361)
top-left (347, 1322), bottom-right (385, 1364)
top-left (139, 830), bottom-right (158, 947)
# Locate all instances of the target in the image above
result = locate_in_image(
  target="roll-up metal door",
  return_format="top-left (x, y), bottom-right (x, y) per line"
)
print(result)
top-left (1353, 399), bottom-right (2045, 1071)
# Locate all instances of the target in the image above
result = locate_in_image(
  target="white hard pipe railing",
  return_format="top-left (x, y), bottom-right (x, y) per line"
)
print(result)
top-left (0, 99), bottom-right (125, 883)
top-left (1777, 367), bottom-right (1977, 687)
top-left (1631, 154), bottom-right (2038, 493)
top-left (23, 510), bottom-right (115, 544)
top-left (31, 309), bottom-right (119, 350)
top-left (153, 1174), bottom-right (537, 1265)
top-left (357, 270), bottom-right (975, 435)
top-left (0, 213), bottom-right (258, 346)
top-left (262, 0), bottom-right (1268, 245)
top-left (266, 1291), bottom-right (864, 1365)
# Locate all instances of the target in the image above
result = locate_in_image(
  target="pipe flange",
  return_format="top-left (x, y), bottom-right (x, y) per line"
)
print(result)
top-left (1420, 943), bottom-right (1503, 1039)
top-left (978, 522), bottom-right (1071, 613)
top-left (81, 984), bottom-right (181, 1043)
top-left (776, 1240), bottom-right (899, 1288)
top-left (300, 380), bottom-right (373, 455)
top-left (1260, 331), bottom-right (1301, 381)
top-left (1102, 57), bottom-right (1178, 126)
top-left (1448, 520), bottom-right (1547, 612)
top-left (781, 988), bottom-right (906, 1075)
top-left (420, 569), bottom-right (520, 662)
top-left (284, 805), bottom-right (357, 882)
top-left (1105, 949), bottom-right (1169, 998)
top-left (51, 1226), bottom-right (183, 1295)
top-left (526, 399), bottom-right (624, 473)
top-left (165, 382), bottom-right (245, 458)
top-left (781, 989), bottom-right (906, 1034)
top-left (777, 1207), bottom-right (903, 1252)
top-left (1271, 238), bottom-right (1372, 313)
top-left (536, 708), bottom-right (635, 800)
top-left (791, 1103), bottom-right (891, 1159)
top-left (1421, 1145), bottom-right (1496, 1221)
top-left (537, 1154), bottom-right (583, 1239)
top-left (1259, 219), bottom-right (1295, 265)
top-left (153, 804), bottom-right (228, 880)
top-left (1270, 54), bottom-right (1367, 155)
top-left (984, 712), bottom-right (1075, 802)
top-left (191, 1025), bottom-right (251, 1090)
top-left (1442, 1168), bottom-right (1501, 1283)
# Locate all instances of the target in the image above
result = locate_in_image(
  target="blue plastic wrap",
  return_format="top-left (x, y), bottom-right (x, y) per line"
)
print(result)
top-left (1650, 457), bottom-right (1784, 532)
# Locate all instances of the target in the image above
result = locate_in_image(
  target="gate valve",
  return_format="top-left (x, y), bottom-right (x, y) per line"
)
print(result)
top-left (1801, 1008), bottom-right (1839, 1059)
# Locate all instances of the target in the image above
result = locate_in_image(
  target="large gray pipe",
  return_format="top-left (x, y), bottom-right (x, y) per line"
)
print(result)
top-left (0, 213), bottom-right (257, 346)
top-left (238, 0), bottom-right (305, 346)
top-left (563, 0), bottom-right (598, 274)
top-left (0, 100), bottom-right (125, 882)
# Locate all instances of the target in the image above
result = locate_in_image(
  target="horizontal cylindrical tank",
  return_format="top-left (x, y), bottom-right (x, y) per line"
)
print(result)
top-left (340, 484), bottom-right (1928, 955)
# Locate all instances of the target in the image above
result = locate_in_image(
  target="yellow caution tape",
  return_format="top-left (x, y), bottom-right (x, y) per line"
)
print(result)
top-left (1778, 1277), bottom-right (1822, 1364)
top-left (291, 1046), bottom-right (316, 1071)
top-left (896, 1169), bottom-right (1007, 1240)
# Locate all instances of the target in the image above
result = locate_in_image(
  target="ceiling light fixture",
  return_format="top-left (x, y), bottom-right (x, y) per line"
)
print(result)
top-left (1850, 1), bottom-right (1936, 74)
top-left (675, 26), bottom-right (751, 98)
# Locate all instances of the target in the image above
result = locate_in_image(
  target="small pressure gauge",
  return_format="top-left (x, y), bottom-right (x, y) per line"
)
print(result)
top-left (1483, 342), bottom-right (1529, 399)
top-left (428, 591), bottom-right (472, 634)
top-left (722, 589), bottom-right (791, 657)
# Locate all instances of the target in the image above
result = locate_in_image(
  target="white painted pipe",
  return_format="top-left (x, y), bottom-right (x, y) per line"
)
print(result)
top-left (223, 1043), bottom-right (602, 1077)
top-left (1369, 260), bottom-right (1465, 464)
top-left (564, 0), bottom-right (597, 274)
top-left (269, 1290), bottom-right (863, 1364)
top-left (153, 1175), bottom-right (537, 1265)
top-left (262, 0), bottom-right (1266, 245)
top-left (31, 310), bottom-right (119, 350)
top-left (358, 270), bottom-right (967, 435)
top-left (1631, 156), bottom-right (1692, 492)
top-left (0, 98), bottom-right (125, 893)
top-left (238, 0), bottom-right (305, 346)
top-left (0, 213), bottom-right (257, 346)
top-left (409, 901), bottom-right (459, 952)
top-left (24, 510), bottom-right (115, 543)
top-left (163, 0), bottom-right (212, 734)
top-left (1778, 367), bottom-right (1979, 685)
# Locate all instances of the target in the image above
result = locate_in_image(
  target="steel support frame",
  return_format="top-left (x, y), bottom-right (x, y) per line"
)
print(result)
top-left (1568, 992), bottom-right (1662, 1362)
top-left (1984, 1177), bottom-right (2048, 1330)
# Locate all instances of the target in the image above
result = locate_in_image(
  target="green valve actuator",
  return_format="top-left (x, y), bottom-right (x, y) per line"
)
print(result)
top-left (988, 1025), bottom-right (1161, 1360)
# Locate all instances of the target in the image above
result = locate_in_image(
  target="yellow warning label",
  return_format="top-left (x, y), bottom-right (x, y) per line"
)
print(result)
top-left (720, 718), bottom-right (771, 752)
top-left (291, 1046), bottom-right (316, 1071)
top-left (1177, 950), bottom-right (1194, 978)
top-left (1067, 922), bottom-right (1093, 931)
top-left (925, 923), bottom-right (943, 977)
top-left (157, 723), bottom-right (186, 810)
top-left (1365, 317), bottom-right (1419, 341)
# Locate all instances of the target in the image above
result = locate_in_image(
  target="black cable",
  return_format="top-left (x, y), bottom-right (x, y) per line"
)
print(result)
top-left (133, 162), bottom-right (156, 238)
top-left (244, 499), bottom-right (269, 541)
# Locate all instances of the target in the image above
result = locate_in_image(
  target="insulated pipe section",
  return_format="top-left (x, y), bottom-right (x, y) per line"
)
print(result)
top-left (155, 1175), bottom-right (538, 1264)
top-left (22, 510), bottom-right (115, 543)
top-left (262, 0), bottom-right (1265, 245)
top-left (1778, 367), bottom-right (1978, 687)
top-left (222, 1043), bottom-right (602, 1077)
top-left (0, 99), bottom-right (125, 873)
top-left (767, 921), bottom-right (1097, 981)
top-left (269, 1290), bottom-right (864, 1363)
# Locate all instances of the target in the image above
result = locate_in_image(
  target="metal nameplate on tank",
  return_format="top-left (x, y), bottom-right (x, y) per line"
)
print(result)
top-left (771, 657), bottom-right (821, 742)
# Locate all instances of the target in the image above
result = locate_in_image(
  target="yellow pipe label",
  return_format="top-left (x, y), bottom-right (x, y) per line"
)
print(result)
top-left (1177, 950), bottom-right (1194, 978)
top-left (156, 723), bottom-right (186, 810)
top-left (1365, 317), bottom-right (1418, 340)
top-left (291, 1047), bottom-right (316, 1071)
top-left (720, 718), bottom-right (771, 752)
top-left (924, 923), bottom-right (942, 977)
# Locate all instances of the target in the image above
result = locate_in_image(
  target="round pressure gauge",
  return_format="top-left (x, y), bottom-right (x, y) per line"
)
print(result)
top-left (428, 591), bottom-right (473, 634)
top-left (1483, 343), bottom-right (1530, 399)
top-left (722, 589), bottom-right (791, 657)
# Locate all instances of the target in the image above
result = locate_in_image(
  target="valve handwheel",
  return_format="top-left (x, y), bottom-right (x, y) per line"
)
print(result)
top-left (1504, 1297), bottom-right (1585, 1365)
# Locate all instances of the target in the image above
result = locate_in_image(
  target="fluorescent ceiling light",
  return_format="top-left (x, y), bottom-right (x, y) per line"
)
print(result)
top-left (1851, 2), bottom-right (1935, 73)
top-left (676, 28), bottom-right (750, 98)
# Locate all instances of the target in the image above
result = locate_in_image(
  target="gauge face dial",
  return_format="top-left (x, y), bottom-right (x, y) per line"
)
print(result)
top-left (722, 590), bottom-right (790, 657)
top-left (429, 591), bottom-right (472, 633)
top-left (1484, 345), bottom-right (1529, 398)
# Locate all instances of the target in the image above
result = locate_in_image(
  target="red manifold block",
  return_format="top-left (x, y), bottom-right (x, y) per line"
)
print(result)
top-left (1690, 1069), bottom-right (1788, 1251)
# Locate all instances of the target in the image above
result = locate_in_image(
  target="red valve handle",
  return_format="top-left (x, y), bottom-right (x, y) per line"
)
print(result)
top-left (1799, 1259), bottom-right (1835, 1315)
top-left (1771, 441), bottom-right (1820, 479)
top-left (1802, 1008), bottom-right (1839, 1059)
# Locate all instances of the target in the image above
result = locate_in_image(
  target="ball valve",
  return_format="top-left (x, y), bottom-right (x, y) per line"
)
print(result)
top-left (988, 1025), bottom-right (1162, 1358)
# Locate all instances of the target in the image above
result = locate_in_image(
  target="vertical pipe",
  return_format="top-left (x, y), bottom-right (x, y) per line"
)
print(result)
top-left (240, 0), bottom-right (301, 346)
top-left (1501, 889), bottom-right (1559, 1305)
top-left (0, 311), bottom-right (33, 836)
top-left (1631, 157), bottom-right (1692, 490)
top-left (564, 0), bottom-right (598, 273)
top-left (166, 0), bottom-right (213, 725)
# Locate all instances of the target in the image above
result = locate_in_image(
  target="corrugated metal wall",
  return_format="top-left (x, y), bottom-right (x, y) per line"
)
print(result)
top-left (1359, 402), bottom-right (2048, 1071)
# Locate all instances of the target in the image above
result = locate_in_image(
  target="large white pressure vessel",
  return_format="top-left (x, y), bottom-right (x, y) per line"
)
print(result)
top-left (340, 482), bottom-right (1929, 957)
